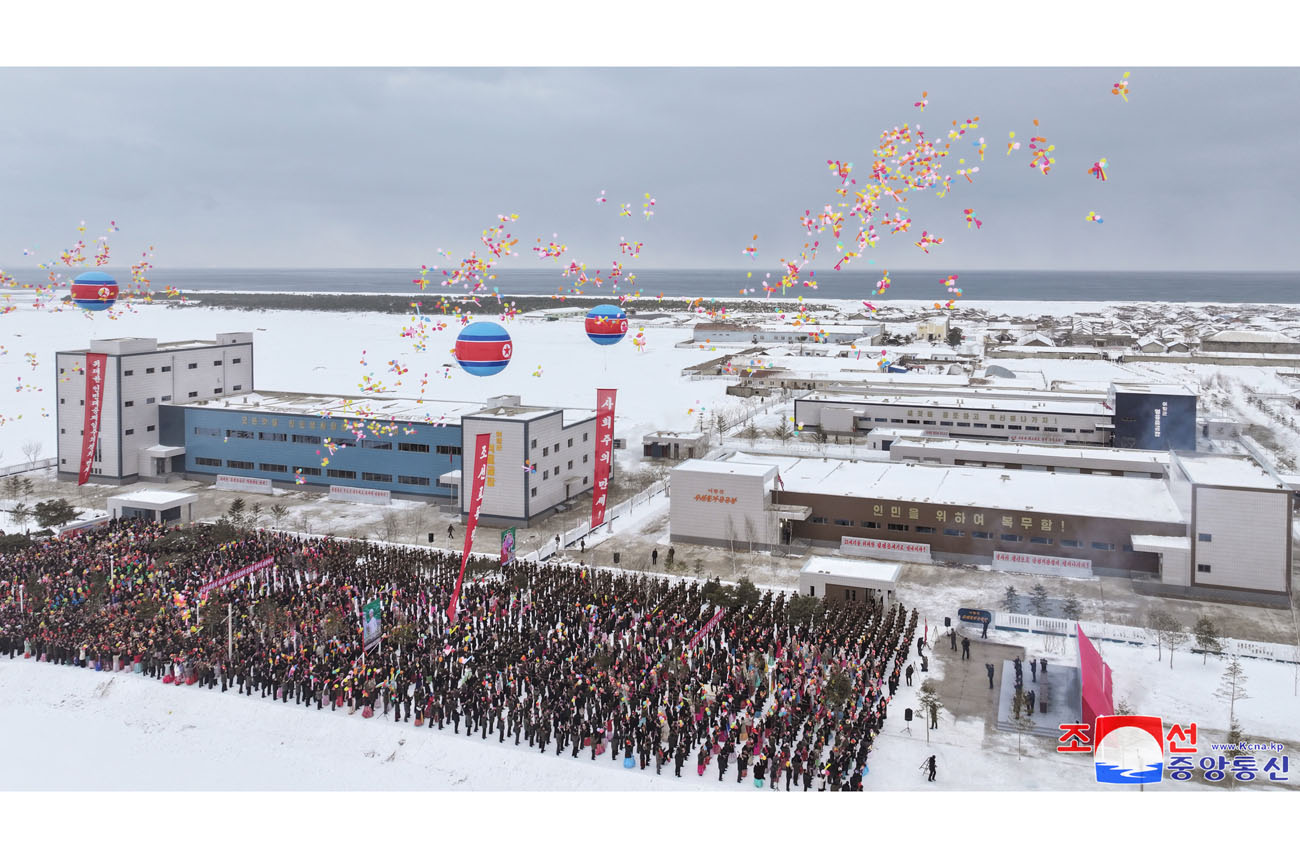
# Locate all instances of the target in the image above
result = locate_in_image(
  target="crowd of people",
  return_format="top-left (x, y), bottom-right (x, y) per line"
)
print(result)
top-left (0, 518), bottom-right (920, 791)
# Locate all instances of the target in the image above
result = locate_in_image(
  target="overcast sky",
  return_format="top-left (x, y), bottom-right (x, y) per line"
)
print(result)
top-left (1, 67), bottom-right (1297, 272)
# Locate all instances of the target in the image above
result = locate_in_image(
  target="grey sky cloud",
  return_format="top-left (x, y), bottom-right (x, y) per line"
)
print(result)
top-left (1, 67), bottom-right (1297, 271)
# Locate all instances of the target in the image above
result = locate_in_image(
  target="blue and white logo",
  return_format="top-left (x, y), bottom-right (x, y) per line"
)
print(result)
top-left (1094, 715), bottom-right (1164, 784)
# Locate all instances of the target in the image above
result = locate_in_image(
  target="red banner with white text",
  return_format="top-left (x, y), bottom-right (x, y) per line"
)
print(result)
top-left (590, 389), bottom-right (616, 528)
top-left (78, 353), bottom-right (107, 485)
top-left (447, 433), bottom-right (491, 624)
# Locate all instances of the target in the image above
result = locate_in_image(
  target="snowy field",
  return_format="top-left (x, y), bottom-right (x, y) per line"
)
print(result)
top-left (4, 640), bottom-right (1296, 792)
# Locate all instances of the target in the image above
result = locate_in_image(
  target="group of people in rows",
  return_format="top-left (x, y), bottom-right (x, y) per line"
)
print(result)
top-left (0, 518), bottom-right (919, 791)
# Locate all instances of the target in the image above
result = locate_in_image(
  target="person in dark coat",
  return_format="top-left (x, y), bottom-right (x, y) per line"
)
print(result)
top-left (1030, 657), bottom-right (1037, 683)
top-left (1026, 689), bottom-right (1036, 716)
top-left (949, 629), bottom-right (957, 651)
top-left (651, 549), bottom-right (658, 566)
top-left (1040, 658), bottom-right (1047, 675)
top-left (926, 754), bottom-right (937, 782)
top-left (961, 637), bottom-right (970, 660)
top-left (905, 663), bottom-right (914, 686)
top-left (981, 619), bottom-right (989, 639)
top-left (986, 662), bottom-right (995, 689)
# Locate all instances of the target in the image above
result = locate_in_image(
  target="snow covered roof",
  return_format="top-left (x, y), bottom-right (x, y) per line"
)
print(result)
top-left (801, 556), bottom-right (901, 587)
top-left (733, 453), bottom-right (1185, 523)
top-left (675, 459), bottom-right (776, 479)
top-left (195, 391), bottom-right (485, 425)
top-left (107, 489), bottom-right (197, 507)
top-left (1016, 331), bottom-right (1056, 347)
top-left (1205, 329), bottom-right (1298, 344)
top-left (802, 390), bottom-right (1113, 418)
top-left (887, 436), bottom-right (1171, 468)
top-left (1172, 453), bottom-right (1283, 490)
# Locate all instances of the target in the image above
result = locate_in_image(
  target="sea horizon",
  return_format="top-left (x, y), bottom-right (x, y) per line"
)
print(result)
top-left (4, 266), bottom-right (1298, 303)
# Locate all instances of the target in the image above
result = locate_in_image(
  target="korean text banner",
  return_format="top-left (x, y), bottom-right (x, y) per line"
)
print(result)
top-left (448, 433), bottom-right (491, 624)
top-left (590, 389), bottom-right (617, 528)
top-left (78, 353), bottom-right (107, 485)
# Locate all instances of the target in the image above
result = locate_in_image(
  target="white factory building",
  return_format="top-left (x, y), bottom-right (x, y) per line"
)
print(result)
top-left (796, 390), bottom-right (1116, 446)
top-left (55, 333), bottom-right (255, 483)
top-left (670, 449), bottom-right (1292, 603)
top-left (453, 396), bottom-right (601, 526)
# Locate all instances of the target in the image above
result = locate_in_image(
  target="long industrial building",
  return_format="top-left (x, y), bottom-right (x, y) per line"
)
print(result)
top-left (55, 333), bottom-right (603, 525)
top-left (671, 449), bottom-right (1291, 601)
top-left (795, 381), bottom-right (1197, 450)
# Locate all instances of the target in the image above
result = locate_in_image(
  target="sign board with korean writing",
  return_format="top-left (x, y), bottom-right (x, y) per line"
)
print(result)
top-left (993, 550), bottom-right (1093, 578)
top-left (329, 484), bottom-right (392, 505)
top-left (217, 474), bottom-right (273, 493)
top-left (1008, 433), bottom-right (1068, 445)
top-left (958, 607), bottom-right (992, 626)
top-left (78, 353), bottom-right (107, 485)
top-left (840, 536), bottom-right (931, 563)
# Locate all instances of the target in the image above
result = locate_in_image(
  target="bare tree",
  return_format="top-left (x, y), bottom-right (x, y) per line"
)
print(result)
top-left (380, 509), bottom-right (402, 543)
top-left (269, 503), bottom-right (289, 527)
top-left (21, 440), bottom-right (42, 470)
top-left (1215, 656), bottom-right (1249, 724)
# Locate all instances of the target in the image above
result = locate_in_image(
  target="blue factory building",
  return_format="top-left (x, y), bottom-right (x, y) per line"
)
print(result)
top-left (158, 392), bottom-right (470, 500)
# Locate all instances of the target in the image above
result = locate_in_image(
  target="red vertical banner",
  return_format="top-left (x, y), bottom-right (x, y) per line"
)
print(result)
top-left (590, 389), bottom-right (617, 528)
top-left (447, 433), bottom-right (491, 624)
top-left (78, 353), bottom-right (107, 486)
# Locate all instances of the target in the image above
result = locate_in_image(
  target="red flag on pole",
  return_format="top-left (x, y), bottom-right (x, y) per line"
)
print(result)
top-left (448, 433), bottom-right (491, 624)
top-left (591, 389), bottom-right (617, 528)
top-left (78, 353), bottom-right (107, 486)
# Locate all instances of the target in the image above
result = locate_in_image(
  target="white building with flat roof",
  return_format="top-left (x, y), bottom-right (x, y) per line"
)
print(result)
top-left (55, 333), bottom-right (254, 483)
top-left (669, 458), bottom-right (808, 549)
top-left (799, 556), bottom-right (900, 605)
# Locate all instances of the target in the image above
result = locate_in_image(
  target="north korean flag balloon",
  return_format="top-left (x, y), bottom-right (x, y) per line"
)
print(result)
top-left (585, 304), bottom-right (629, 346)
top-left (70, 271), bottom-right (119, 312)
top-left (454, 321), bottom-right (513, 377)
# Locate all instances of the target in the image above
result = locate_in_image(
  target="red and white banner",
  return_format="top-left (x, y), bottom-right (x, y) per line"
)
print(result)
top-left (199, 556), bottom-right (275, 597)
top-left (590, 389), bottom-right (616, 528)
top-left (993, 550), bottom-right (1092, 578)
top-left (448, 433), bottom-right (490, 624)
top-left (217, 474), bottom-right (273, 493)
top-left (328, 484), bottom-right (392, 505)
top-left (688, 608), bottom-right (727, 650)
top-left (78, 353), bottom-right (107, 485)
top-left (840, 536), bottom-right (931, 563)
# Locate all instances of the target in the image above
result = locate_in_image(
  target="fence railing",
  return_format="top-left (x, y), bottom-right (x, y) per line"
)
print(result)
top-left (0, 458), bottom-right (56, 478)
top-left (992, 611), bottom-right (1299, 665)
top-left (528, 479), bottom-right (671, 563)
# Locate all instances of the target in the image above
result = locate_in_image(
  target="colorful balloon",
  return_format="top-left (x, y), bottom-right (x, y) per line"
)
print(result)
top-left (584, 304), bottom-right (629, 346)
top-left (70, 270), bottom-right (119, 311)
top-left (454, 321), bottom-right (512, 377)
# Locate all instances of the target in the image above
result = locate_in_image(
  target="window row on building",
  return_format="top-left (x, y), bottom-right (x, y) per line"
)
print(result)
top-left (811, 518), bottom-right (1133, 552)
top-left (192, 456), bottom-right (433, 487)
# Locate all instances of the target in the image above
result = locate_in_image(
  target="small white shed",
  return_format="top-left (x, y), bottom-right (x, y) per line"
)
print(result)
top-left (799, 555), bottom-right (901, 605)
top-left (106, 489), bottom-right (197, 525)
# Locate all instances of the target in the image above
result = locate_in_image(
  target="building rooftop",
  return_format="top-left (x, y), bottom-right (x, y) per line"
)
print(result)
top-left (799, 390), bottom-right (1113, 418)
top-left (887, 436), bottom-right (1171, 467)
top-left (186, 390), bottom-right (595, 427)
top-left (1172, 453), bottom-right (1284, 490)
top-left (107, 489), bottom-right (198, 506)
top-left (801, 556), bottom-right (902, 585)
top-left (675, 459), bottom-right (776, 479)
top-left (1206, 329), bottom-right (1298, 344)
top-left (192, 391), bottom-right (491, 426)
top-left (1111, 381), bottom-right (1198, 397)
top-left (731, 452), bottom-right (1185, 523)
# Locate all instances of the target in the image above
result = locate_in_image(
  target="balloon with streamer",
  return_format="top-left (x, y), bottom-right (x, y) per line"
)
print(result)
top-left (454, 322), bottom-right (513, 377)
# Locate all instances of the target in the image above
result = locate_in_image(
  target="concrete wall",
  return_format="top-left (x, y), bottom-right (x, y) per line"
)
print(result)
top-left (1192, 486), bottom-right (1290, 593)
top-left (461, 417), bottom-right (526, 520)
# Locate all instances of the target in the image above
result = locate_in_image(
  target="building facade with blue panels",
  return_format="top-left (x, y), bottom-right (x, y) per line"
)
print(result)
top-left (1109, 384), bottom-right (1197, 451)
top-left (159, 404), bottom-right (463, 499)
